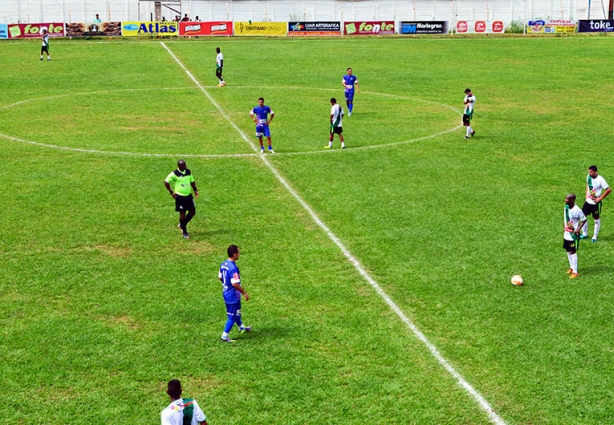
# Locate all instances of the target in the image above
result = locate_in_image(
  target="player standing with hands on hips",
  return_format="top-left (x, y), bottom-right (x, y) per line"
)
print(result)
top-left (342, 68), bottom-right (360, 116)
top-left (581, 165), bottom-right (611, 242)
top-left (215, 47), bottom-right (225, 87)
top-left (463, 88), bottom-right (475, 139)
top-left (161, 379), bottom-right (208, 425)
top-left (219, 245), bottom-right (251, 343)
top-left (250, 97), bottom-right (275, 153)
top-left (563, 193), bottom-right (587, 279)
top-left (164, 160), bottom-right (198, 239)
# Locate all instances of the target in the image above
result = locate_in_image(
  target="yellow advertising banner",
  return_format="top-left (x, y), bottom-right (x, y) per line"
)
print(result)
top-left (121, 21), bottom-right (178, 36)
top-left (233, 22), bottom-right (286, 36)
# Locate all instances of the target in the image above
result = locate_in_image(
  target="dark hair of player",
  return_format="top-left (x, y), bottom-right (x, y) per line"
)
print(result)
top-left (216, 47), bottom-right (220, 53)
top-left (167, 379), bottom-right (182, 398)
top-left (347, 67), bottom-right (352, 71)
top-left (589, 165), bottom-right (598, 172)
top-left (227, 244), bottom-right (239, 258)
top-left (258, 97), bottom-right (264, 102)
top-left (330, 97), bottom-right (336, 103)
top-left (465, 88), bottom-right (471, 93)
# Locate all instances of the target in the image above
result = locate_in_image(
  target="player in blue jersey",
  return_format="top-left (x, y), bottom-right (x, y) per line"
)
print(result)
top-left (250, 97), bottom-right (275, 153)
top-left (342, 68), bottom-right (360, 116)
top-left (218, 245), bottom-right (251, 342)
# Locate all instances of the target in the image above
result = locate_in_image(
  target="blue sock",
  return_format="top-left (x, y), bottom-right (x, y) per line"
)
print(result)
top-left (235, 317), bottom-right (243, 328)
top-left (223, 318), bottom-right (234, 333)
top-left (349, 103), bottom-right (353, 113)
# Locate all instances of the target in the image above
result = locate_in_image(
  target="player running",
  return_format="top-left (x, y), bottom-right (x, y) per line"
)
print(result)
top-left (325, 98), bottom-right (345, 149)
top-left (580, 165), bottom-right (611, 242)
top-left (215, 47), bottom-right (225, 86)
top-left (40, 28), bottom-right (50, 61)
top-left (342, 68), bottom-right (360, 116)
top-left (563, 193), bottom-right (587, 279)
top-left (463, 88), bottom-right (476, 139)
top-left (250, 97), bottom-right (275, 154)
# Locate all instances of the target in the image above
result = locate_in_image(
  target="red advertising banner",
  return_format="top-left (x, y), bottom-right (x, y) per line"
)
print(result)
top-left (344, 21), bottom-right (395, 36)
top-left (8, 22), bottom-right (65, 38)
top-left (456, 20), bottom-right (505, 34)
top-left (179, 21), bottom-right (232, 36)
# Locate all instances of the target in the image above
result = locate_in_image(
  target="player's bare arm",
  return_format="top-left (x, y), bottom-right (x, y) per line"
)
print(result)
top-left (597, 187), bottom-right (611, 203)
top-left (164, 181), bottom-right (176, 198)
top-left (267, 112), bottom-right (274, 125)
top-left (191, 182), bottom-right (199, 198)
top-left (232, 283), bottom-right (249, 301)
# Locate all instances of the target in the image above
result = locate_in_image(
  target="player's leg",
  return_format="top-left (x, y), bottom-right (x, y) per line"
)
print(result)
top-left (565, 240), bottom-right (579, 278)
top-left (339, 130), bottom-right (345, 149)
top-left (257, 135), bottom-right (264, 153)
top-left (592, 204), bottom-right (602, 242)
top-left (221, 303), bottom-right (238, 342)
top-left (346, 93), bottom-right (354, 115)
top-left (581, 202), bottom-right (592, 238)
top-left (265, 127), bottom-right (274, 153)
top-left (326, 127), bottom-right (334, 148)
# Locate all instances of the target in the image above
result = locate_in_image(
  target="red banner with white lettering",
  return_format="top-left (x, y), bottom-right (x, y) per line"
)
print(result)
top-left (179, 21), bottom-right (232, 36)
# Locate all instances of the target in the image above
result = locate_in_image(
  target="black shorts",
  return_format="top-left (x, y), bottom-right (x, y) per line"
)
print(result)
top-left (330, 126), bottom-right (343, 134)
top-left (563, 238), bottom-right (580, 252)
top-left (462, 113), bottom-right (472, 125)
top-left (582, 201), bottom-right (602, 218)
top-left (175, 194), bottom-right (195, 212)
top-left (41, 45), bottom-right (49, 53)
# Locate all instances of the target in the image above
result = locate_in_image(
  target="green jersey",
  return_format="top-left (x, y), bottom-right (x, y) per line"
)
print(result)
top-left (166, 168), bottom-right (195, 196)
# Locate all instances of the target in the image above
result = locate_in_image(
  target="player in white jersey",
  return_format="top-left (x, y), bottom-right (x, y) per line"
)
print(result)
top-left (161, 380), bottom-right (208, 425)
top-left (463, 88), bottom-right (475, 139)
top-left (563, 193), bottom-right (587, 279)
top-left (40, 28), bottom-right (50, 61)
top-left (325, 98), bottom-right (345, 149)
top-left (580, 165), bottom-right (611, 242)
top-left (215, 47), bottom-right (225, 86)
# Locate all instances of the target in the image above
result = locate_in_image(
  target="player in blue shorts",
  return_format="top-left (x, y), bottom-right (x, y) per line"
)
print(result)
top-left (250, 97), bottom-right (275, 153)
top-left (342, 68), bottom-right (360, 116)
top-left (219, 245), bottom-right (251, 342)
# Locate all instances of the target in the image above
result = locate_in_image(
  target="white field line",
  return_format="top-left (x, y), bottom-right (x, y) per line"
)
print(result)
top-left (160, 41), bottom-right (507, 425)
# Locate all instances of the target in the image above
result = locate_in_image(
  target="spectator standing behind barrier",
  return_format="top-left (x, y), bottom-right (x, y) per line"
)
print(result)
top-left (161, 379), bottom-right (208, 425)
top-left (181, 14), bottom-right (189, 22)
top-left (93, 14), bottom-right (102, 23)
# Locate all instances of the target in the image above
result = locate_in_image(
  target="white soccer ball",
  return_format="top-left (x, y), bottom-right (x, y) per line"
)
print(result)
top-left (511, 275), bottom-right (524, 286)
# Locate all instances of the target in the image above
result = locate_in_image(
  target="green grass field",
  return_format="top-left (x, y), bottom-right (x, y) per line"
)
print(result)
top-left (1, 35), bottom-right (614, 424)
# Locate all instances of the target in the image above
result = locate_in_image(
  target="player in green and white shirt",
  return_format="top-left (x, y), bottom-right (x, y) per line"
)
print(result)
top-left (581, 165), bottom-right (611, 242)
top-left (325, 97), bottom-right (345, 149)
top-left (215, 47), bottom-right (225, 86)
top-left (563, 193), bottom-right (587, 279)
top-left (463, 88), bottom-right (475, 139)
top-left (161, 380), bottom-right (208, 425)
top-left (40, 28), bottom-right (50, 61)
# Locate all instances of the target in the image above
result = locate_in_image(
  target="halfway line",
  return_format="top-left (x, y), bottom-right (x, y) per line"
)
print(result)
top-left (160, 41), bottom-right (507, 425)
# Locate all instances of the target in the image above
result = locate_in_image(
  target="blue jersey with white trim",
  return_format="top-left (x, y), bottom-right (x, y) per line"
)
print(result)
top-left (251, 105), bottom-right (272, 125)
top-left (343, 75), bottom-right (357, 93)
top-left (219, 260), bottom-right (241, 304)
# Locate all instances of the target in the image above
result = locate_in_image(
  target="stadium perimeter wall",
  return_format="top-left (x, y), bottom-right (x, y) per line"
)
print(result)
top-left (0, 0), bottom-right (608, 25)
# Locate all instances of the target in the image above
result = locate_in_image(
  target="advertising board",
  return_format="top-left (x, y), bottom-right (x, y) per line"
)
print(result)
top-left (121, 21), bottom-right (178, 36)
top-left (233, 22), bottom-right (286, 36)
top-left (179, 21), bottom-right (233, 36)
top-left (288, 22), bottom-right (341, 36)
top-left (455, 20), bottom-right (505, 34)
top-left (527, 19), bottom-right (576, 33)
top-left (399, 21), bottom-right (448, 34)
top-left (343, 21), bottom-right (395, 36)
top-left (7, 23), bottom-right (65, 38)
top-left (578, 20), bottom-right (614, 32)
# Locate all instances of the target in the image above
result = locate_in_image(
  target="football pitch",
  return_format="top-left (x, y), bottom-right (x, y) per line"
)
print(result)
top-left (1, 35), bottom-right (614, 424)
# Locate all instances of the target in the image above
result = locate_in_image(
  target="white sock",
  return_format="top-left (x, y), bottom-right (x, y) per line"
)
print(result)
top-left (328, 141), bottom-right (333, 147)
top-left (570, 253), bottom-right (578, 273)
top-left (466, 127), bottom-right (471, 136)
top-left (567, 252), bottom-right (572, 269)
top-left (594, 219), bottom-right (601, 239)
top-left (221, 332), bottom-right (229, 339)
top-left (341, 142), bottom-right (345, 148)
top-left (582, 222), bottom-right (588, 237)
